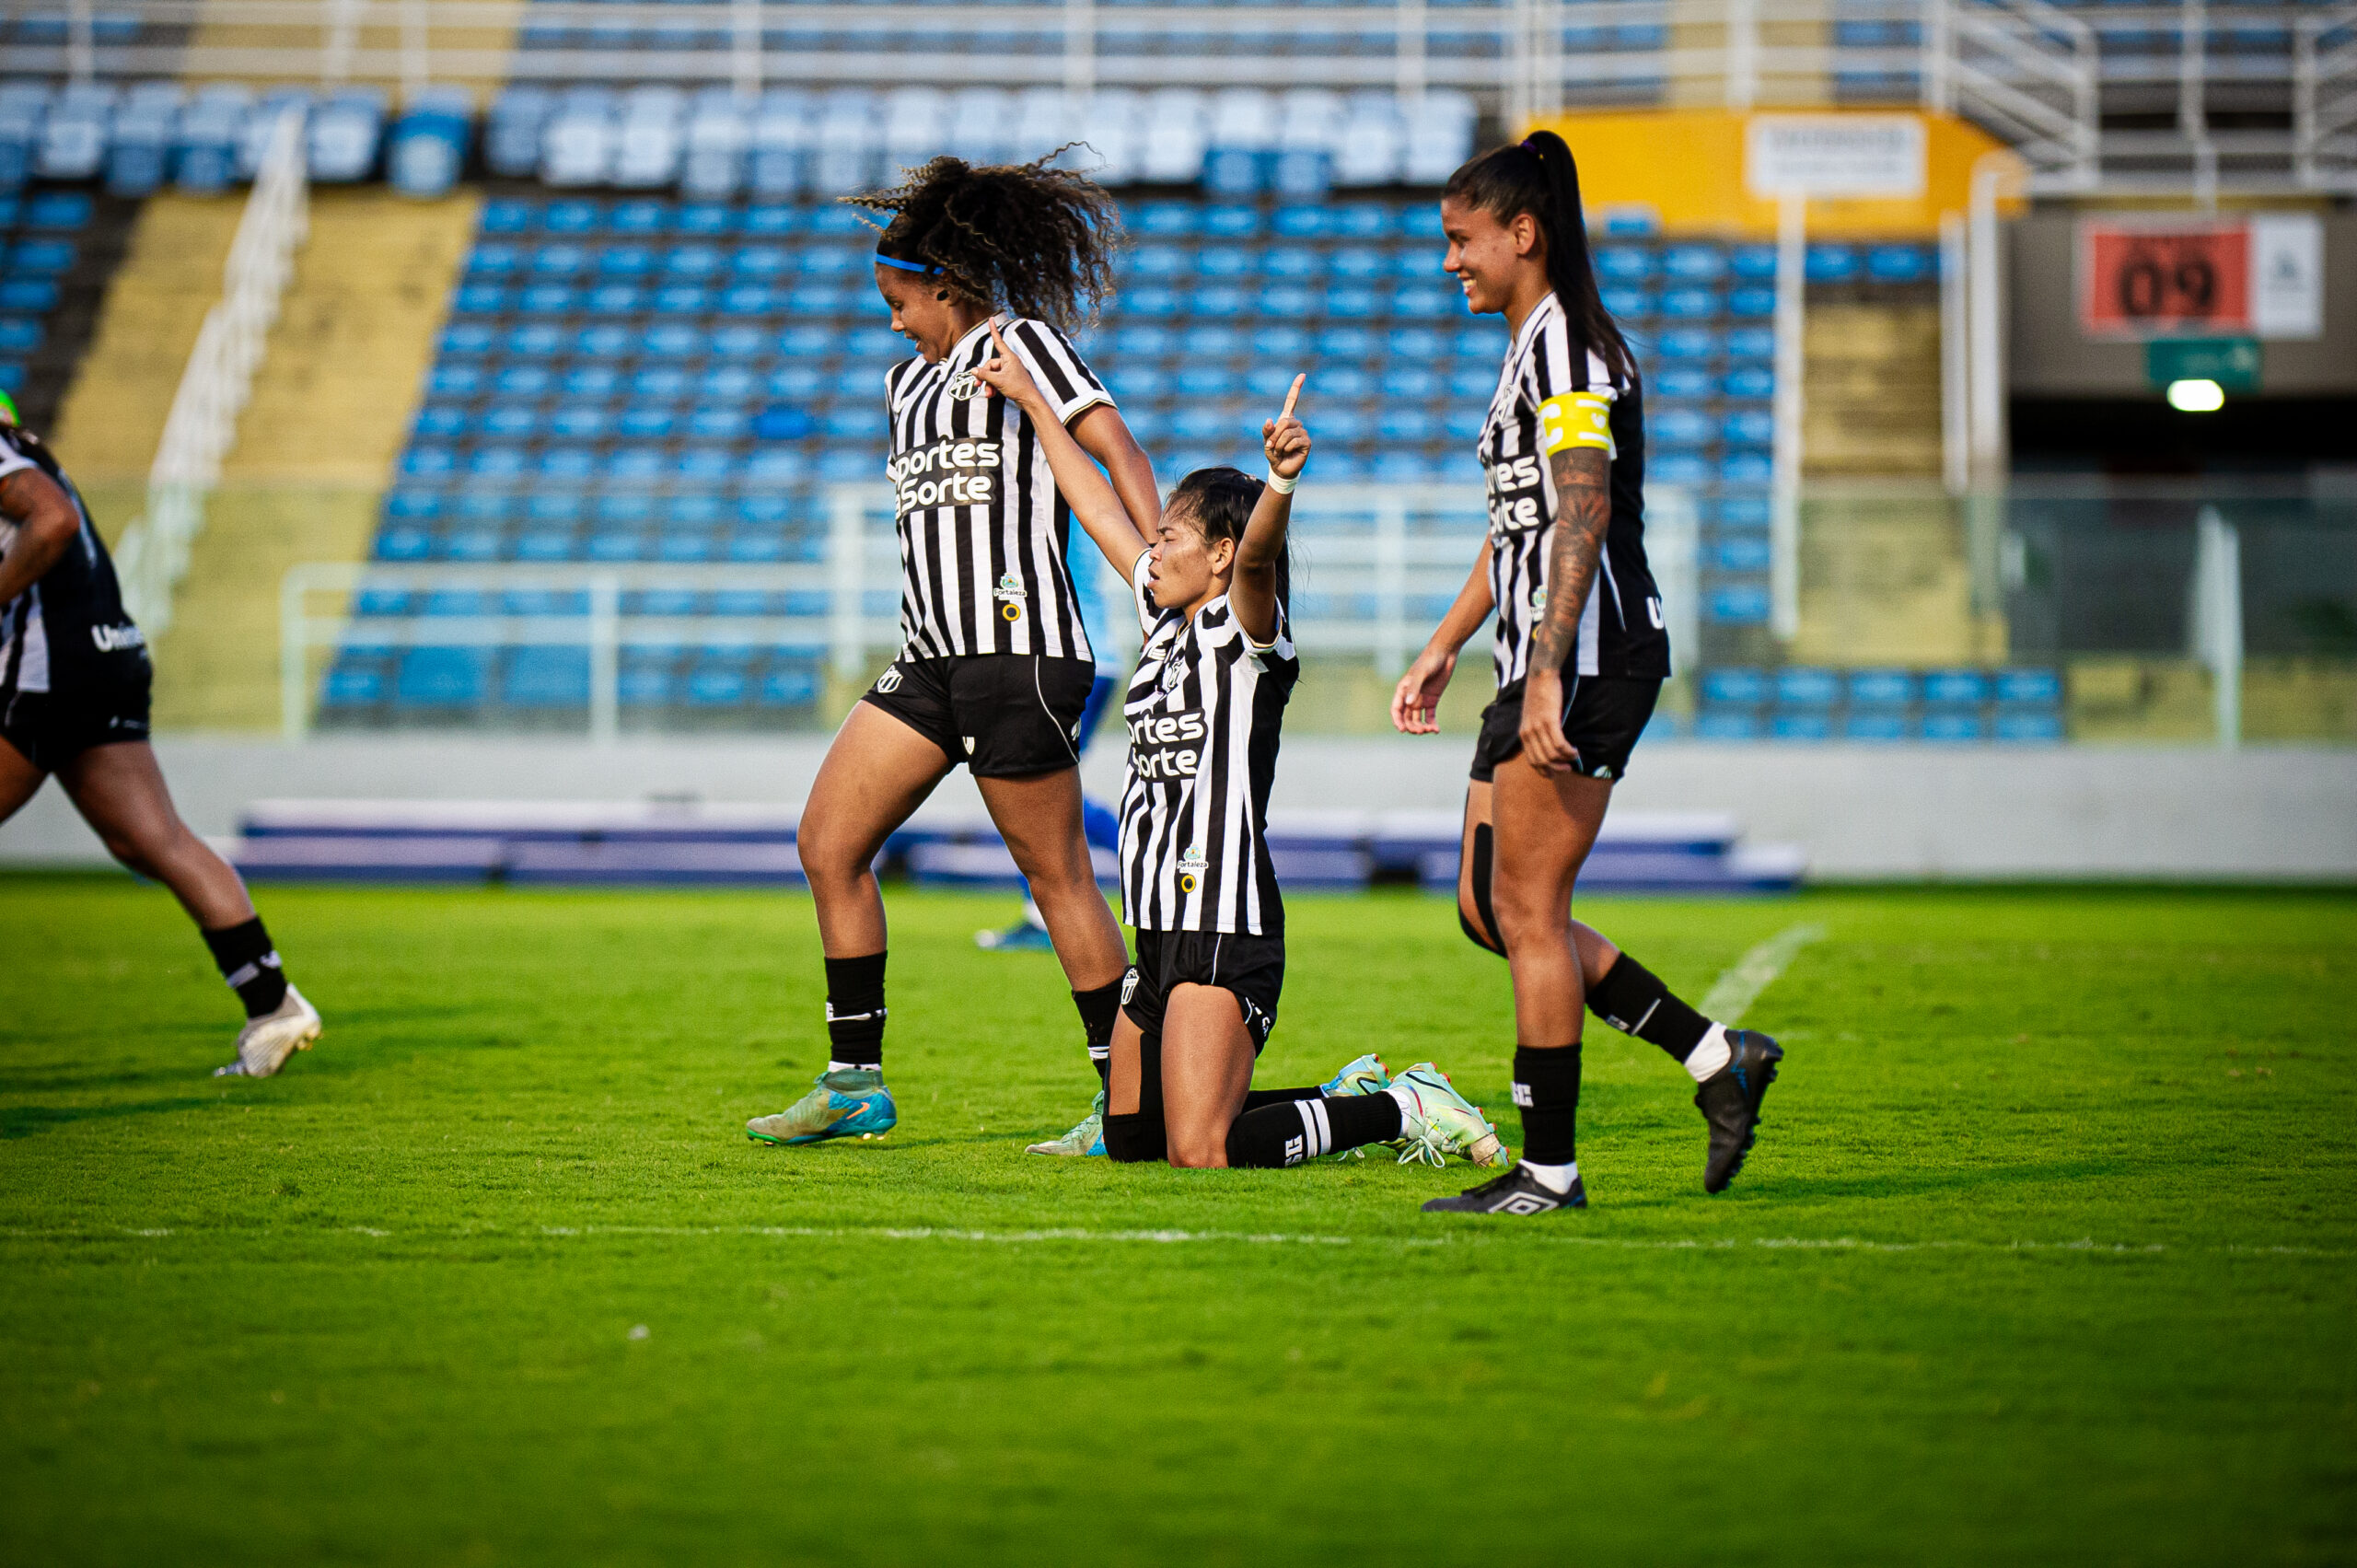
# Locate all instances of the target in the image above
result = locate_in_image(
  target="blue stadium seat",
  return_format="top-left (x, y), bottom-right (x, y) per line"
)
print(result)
top-left (1867, 245), bottom-right (1931, 284)
top-left (1726, 286), bottom-right (1775, 318)
top-left (1771, 711), bottom-right (1831, 741)
top-left (1848, 668), bottom-right (1915, 706)
top-left (1655, 327), bottom-right (1718, 361)
top-left (1710, 535), bottom-right (1771, 572)
top-left (1701, 668), bottom-right (1769, 705)
top-left (395, 647), bottom-right (491, 705)
top-left (1775, 668), bottom-right (1840, 707)
top-left (1602, 286), bottom-right (1655, 319)
top-left (1723, 451), bottom-right (1773, 483)
top-left (1994, 711), bottom-right (2063, 743)
top-left (1921, 711), bottom-right (1985, 743)
top-left (1694, 709), bottom-right (1760, 740)
top-left (1706, 586), bottom-right (1771, 623)
top-left (1661, 244), bottom-right (1725, 281)
top-left (1922, 668), bottom-right (1989, 705)
top-left (1595, 246), bottom-right (1655, 283)
top-left (1729, 245), bottom-right (1777, 280)
top-left (1805, 245), bottom-right (1860, 284)
top-left (760, 667), bottom-right (820, 706)
top-left (1996, 668), bottom-right (2062, 704)
top-left (1722, 365), bottom-right (1774, 399)
top-left (1726, 327), bottom-right (1773, 359)
top-left (503, 645), bottom-right (591, 706)
top-left (1841, 711), bottom-right (1911, 742)
top-left (1719, 493), bottom-right (1772, 528)
top-left (429, 365), bottom-right (483, 397)
top-left (1722, 408), bottom-right (1775, 445)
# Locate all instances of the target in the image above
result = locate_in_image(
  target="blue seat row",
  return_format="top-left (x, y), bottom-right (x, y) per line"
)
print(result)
top-left (354, 586), bottom-right (836, 618)
top-left (1695, 709), bottom-right (2065, 744)
top-left (1602, 285), bottom-right (1779, 320)
top-left (383, 487), bottom-right (816, 522)
top-left (324, 645), bottom-right (826, 710)
top-left (375, 525), bottom-right (828, 563)
top-left (400, 442), bottom-right (875, 483)
top-left (1699, 668), bottom-right (2065, 707)
top-left (427, 362), bottom-right (847, 400)
top-left (1125, 244), bottom-right (1443, 282)
top-left (1109, 282), bottom-right (1464, 320)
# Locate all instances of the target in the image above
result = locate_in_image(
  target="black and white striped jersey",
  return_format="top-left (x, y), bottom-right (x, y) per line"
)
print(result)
top-left (883, 315), bottom-right (1114, 663)
top-left (1118, 558), bottom-right (1301, 936)
top-left (0, 428), bottom-right (144, 703)
top-left (1479, 292), bottom-right (1670, 688)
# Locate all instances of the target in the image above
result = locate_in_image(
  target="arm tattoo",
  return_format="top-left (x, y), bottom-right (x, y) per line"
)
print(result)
top-left (1528, 446), bottom-right (1610, 676)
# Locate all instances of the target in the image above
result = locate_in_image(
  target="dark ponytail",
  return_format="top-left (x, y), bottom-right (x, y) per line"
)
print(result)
top-left (1172, 467), bottom-right (1289, 609)
top-left (1442, 130), bottom-right (1635, 387)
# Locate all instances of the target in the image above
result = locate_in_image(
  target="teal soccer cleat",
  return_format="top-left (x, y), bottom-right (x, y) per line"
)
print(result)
top-left (1320, 1053), bottom-right (1391, 1098)
top-left (746, 1068), bottom-right (899, 1145)
top-left (1026, 1088), bottom-right (1108, 1156)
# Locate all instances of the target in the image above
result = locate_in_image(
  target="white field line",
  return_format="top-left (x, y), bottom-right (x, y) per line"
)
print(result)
top-left (1701, 921), bottom-right (1827, 1024)
top-left (3, 1225), bottom-right (2347, 1259)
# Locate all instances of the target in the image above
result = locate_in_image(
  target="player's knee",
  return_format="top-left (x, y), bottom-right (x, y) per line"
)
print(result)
top-left (1166, 1136), bottom-right (1225, 1169)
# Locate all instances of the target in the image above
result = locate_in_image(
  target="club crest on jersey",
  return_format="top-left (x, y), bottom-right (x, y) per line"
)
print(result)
top-left (1178, 843), bottom-right (1207, 895)
top-left (995, 571), bottom-right (1027, 621)
top-left (946, 368), bottom-right (983, 401)
top-left (1529, 586), bottom-right (1548, 613)
top-left (1160, 661), bottom-right (1184, 693)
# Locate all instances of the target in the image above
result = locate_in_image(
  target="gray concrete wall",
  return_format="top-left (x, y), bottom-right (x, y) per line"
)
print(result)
top-left (4, 735), bottom-right (2352, 882)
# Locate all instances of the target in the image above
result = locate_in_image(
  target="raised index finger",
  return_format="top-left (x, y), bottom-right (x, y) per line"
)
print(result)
top-left (1279, 373), bottom-right (1304, 424)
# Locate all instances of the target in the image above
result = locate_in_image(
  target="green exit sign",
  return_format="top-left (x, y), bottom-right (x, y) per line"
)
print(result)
top-left (2146, 337), bottom-right (2261, 391)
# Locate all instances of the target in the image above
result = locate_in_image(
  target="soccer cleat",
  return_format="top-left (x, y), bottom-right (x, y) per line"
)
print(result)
top-left (212, 985), bottom-right (321, 1078)
top-left (1319, 1052), bottom-right (1390, 1098)
top-left (1422, 1163), bottom-right (1587, 1214)
top-left (746, 1068), bottom-right (899, 1145)
top-left (1026, 1088), bottom-right (1108, 1156)
top-left (1695, 1028), bottom-right (1782, 1193)
top-left (974, 919), bottom-right (1055, 952)
top-left (1388, 1062), bottom-right (1510, 1168)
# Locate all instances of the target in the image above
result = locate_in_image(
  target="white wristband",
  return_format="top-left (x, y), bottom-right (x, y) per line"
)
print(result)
top-left (1265, 469), bottom-right (1297, 495)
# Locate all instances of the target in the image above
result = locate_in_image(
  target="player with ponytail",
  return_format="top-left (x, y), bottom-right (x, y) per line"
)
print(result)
top-left (744, 153), bottom-right (1158, 1156)
top-left (1392, 131), bottom-right (1787, 1213)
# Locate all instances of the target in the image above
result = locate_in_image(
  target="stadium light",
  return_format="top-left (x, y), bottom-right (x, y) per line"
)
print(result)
top-left (2166, 378), bottom-right (2226, 412)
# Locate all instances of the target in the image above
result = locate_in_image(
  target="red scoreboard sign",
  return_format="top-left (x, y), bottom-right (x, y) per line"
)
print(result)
top-left (2078, 221), bottom-right (2253, 338)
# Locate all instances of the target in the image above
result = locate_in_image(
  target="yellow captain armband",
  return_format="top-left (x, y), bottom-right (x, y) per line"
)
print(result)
top-left (1537, 390), bottom-right (1616, 459)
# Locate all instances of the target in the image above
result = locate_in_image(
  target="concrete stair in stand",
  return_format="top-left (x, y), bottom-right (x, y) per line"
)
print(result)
top-left (225, 799), bottom-right (1804, 893)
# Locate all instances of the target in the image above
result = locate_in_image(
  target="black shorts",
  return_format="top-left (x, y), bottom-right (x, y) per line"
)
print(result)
top-left (1469, 675), bottom-right (1660, 784)
top-left (861, 654), bottom-right (1096, 779)
top-left (1121, 927), bottom-right (1286, 1054)
top-left (0, 665), bottom-right (153, 773)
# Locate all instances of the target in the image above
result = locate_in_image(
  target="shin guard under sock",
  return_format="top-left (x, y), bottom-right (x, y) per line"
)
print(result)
top-left (1225, 1093), bottom-right (1403, 1167)
top-left (1102, 1111), bottom-right (1165, 1163)
top-left (1586, 952), bottom-right (1712, 1063)
top-left (1072, 979), bottom-right (1121, 1087)
top-left (823, 952), bottom-right (887, 1072)
top-left (202, 918), bottom-right (287, 1019)
top-left (1511, 1044), bottom-right (1583, 1167)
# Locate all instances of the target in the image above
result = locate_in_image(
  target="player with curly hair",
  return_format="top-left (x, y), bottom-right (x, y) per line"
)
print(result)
top-left (745, 153), bottom-right (1158, 1156)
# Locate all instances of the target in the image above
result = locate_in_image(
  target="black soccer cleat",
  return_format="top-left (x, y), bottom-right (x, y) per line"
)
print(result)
top-left (1422, 1164), bottom-right (1588, 1214)
top-left (1695, 1029), bottom-right (1783, 1193)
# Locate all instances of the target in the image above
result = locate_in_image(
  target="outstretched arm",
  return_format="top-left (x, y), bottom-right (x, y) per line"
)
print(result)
top-left (1390, 540), bottom-right (1496, 735)
top-left (1229, 374), bottom-right (1308, 648)
top-left (971, 320), bottom-right (1154, 581)
top-left (1516, 441), bottom-right (1612, 772)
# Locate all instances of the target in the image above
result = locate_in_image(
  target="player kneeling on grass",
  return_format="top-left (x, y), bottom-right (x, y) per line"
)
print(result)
top-left (0, 392), bottom-right (320, 1077)
top-left (977, 343), bottom-right (1508, 1170)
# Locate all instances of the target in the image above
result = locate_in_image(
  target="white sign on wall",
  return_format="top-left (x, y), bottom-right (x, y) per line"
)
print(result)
top-left (1744, 114), bottom-right (1928, 200)
top-left (2249, 213), bottom-right (2325, 340)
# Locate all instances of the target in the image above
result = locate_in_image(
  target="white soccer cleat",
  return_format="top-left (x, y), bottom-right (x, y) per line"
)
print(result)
top-left (214, 985), bottom-right (322, 1078)
top-left (1389, 1063), bottom-right (1510, 1168)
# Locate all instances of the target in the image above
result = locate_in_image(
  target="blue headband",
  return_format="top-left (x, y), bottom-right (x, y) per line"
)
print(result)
top-left (874, 249), bottom-right (937, 274)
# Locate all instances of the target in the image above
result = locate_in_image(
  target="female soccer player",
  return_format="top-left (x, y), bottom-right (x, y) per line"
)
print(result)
top-left (0, 393), bottom-right (320, 1077)
top-left (746, 154), bottom-right (1159, 1149)
top-left (1391, 133), bottom-right (1782, 1214)
top-left (978, 337), bottom-right (1505, 1171)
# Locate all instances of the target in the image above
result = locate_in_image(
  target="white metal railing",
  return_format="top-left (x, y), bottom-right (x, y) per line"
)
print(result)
top-left (110, 109), bottom-right (308, 636)
top-left (278, 482), bottom-right (1715, 740)
top-left (8, 0), bottom-right (2103, 154)
top-left (2295, 6), bottom-right (2357, 192)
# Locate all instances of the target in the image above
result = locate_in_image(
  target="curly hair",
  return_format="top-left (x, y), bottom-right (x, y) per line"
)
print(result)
top-left (847, 150), bottom-right (1123, 330)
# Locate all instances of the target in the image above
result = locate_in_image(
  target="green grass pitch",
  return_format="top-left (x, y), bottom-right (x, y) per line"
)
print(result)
top-left (3, 877), bottom-right (2352, 1565)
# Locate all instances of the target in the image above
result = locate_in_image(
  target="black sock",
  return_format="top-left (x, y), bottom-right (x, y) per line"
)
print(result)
top-left (823, 951), bottom-right (887, 1072)
top-left (1587, 953), bottom-right (1712, 1063)
top-left (1241, 1086), bottom-right (1323, 1110)
top-left (1073, 979), bottom-right (1121, 1088)
top-left (1103, 1111), bottom-right (1166, 1163)
top-left (202, 917), bottom-right (287, 1019)
top-left (1226, 1092), bottom-right (1403, 1167)
top-left (1512, 1044), bottom-right (1582, 1166)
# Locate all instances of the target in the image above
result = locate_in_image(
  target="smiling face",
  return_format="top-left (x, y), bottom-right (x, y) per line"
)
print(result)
top-left (1441, 195), bottom-right (1546, 319)
top-left (1146, 499), bottom-right (1236, 617)
top-left (873, 265), bottom-right (986, 362)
